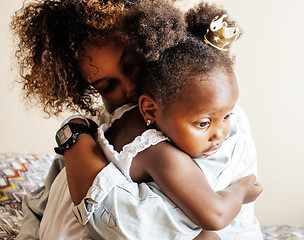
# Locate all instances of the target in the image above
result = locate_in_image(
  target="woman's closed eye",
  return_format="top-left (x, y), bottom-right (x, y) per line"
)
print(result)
top-left (94, 78), bottom-right (119, 94)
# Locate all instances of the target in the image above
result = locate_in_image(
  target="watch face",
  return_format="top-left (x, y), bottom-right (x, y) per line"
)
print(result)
top-left (57, 125), bottom-right (73, 145)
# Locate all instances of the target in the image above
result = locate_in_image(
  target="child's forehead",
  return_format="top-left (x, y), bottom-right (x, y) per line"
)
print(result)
top-left (183, 69), bottom-right (236, 92)
top-left (175, 69), bottom-right (239, 113)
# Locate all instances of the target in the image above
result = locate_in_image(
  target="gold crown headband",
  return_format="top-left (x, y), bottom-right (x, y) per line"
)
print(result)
top-left (204, 14), bottom-right (241, 51)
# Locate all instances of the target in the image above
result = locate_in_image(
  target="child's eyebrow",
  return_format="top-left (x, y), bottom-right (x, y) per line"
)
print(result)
top-left (192, 105), bottom-right (237, 116)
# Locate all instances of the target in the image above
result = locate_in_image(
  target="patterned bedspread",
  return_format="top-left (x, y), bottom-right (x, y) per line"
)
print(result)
top-left (262, 225), bottom-right (304, 240)
top-left (0, 152), bottom-right (53, 239)
top-left (0, 152), bottom-right (303, 239)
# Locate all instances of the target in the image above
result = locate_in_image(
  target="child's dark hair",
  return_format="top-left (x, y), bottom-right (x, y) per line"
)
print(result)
top-left (121, 0), bottom-right (187, 61)
top-left (10, 0), bottom-right (136, 116)
top-left (139, 1), bottom-right (237, 109)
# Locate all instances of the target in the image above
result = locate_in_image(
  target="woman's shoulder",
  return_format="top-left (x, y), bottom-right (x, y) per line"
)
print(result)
top-left (230, 104), bottom-right (253, 136)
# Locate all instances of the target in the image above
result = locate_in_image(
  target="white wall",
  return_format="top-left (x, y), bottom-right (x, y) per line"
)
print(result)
top-left (1, 0), bottom-right (304, 226)
top-left (0, 0), bottom-right (72, 154)
top-left (178, 0), bottom-right (304, 226)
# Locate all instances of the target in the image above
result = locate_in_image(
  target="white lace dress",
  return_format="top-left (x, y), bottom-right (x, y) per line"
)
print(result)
top-left (96, 103), bottom-right (169, 181)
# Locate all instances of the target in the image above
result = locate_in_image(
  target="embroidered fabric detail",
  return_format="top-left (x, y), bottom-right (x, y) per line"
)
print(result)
top-left (106, 103), bottom-right (138, 127)
top-left (97, 104), bottom-right (168, 181)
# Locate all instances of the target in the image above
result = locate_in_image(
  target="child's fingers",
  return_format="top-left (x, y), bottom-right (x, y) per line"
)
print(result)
top-left (254, 181), bottom-right (263, 194)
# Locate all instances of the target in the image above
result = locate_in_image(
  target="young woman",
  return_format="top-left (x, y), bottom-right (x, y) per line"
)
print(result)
top-left (11, 0), bottom-right (186, 238)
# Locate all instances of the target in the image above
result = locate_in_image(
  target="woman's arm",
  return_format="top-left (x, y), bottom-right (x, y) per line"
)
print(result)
top-left (136, 141), bottom-right (262, 231)
top-left (64, 118), bottom-right (108, 205)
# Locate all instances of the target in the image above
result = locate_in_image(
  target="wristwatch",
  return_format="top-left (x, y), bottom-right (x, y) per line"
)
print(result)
top-left (54, 123), bottom-right (93, 155)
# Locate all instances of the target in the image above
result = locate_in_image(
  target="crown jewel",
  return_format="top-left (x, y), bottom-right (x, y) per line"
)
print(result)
top-left (204, 14), bottom-right (241, 51)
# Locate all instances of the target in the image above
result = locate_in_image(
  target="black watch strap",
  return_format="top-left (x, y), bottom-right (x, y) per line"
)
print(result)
top-left (54, 123), bottom-right (94, 155)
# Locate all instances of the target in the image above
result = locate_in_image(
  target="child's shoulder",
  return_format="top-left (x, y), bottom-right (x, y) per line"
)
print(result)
top-left (137, 140), bottom-right (192, 169)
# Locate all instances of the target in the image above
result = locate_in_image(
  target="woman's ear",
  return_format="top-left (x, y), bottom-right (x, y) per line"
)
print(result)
top-left (138, 94), bottom-right (158, 125)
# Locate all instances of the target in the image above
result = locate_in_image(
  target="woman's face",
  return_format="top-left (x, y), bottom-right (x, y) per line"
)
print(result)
top-left (78, 41), bottom-right (139, 105)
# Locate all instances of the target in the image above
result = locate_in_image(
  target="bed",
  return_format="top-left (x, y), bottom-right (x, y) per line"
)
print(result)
top-left (0, 152), bottom-right (303, 239)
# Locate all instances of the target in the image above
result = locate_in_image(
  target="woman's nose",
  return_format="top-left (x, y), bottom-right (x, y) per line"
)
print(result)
top-left (124, 80), bottom-right (136, 99)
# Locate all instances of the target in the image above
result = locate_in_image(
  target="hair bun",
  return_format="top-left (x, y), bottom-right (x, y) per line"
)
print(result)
top-left (123, 0), bottom-right (187, 61)
top-left (185, 2), bottom-right (231, 39)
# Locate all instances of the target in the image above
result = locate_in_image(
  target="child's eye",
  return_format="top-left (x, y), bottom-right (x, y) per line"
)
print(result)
top-left (195, 119), bottom-right (211, 129)
top-left (223, 112), bottom-right (234, 121)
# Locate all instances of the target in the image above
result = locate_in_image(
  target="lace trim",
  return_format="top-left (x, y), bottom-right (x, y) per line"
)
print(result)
top-left (97, 104), bottom-right (168, 181)
top-left (106, 103), bottom-right (138, 128)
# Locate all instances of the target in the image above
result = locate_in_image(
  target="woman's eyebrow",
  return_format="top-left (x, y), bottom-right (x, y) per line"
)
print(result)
top-left (90, 49), bottom-right (126, 87)
top-left (119, 49), bottom-right (127, 65)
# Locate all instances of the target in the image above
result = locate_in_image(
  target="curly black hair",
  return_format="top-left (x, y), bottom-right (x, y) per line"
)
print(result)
top-left (138, 1), bottom-right (237, 109)
top-left (10, 0), bottom-right (135, 116)
top-left (121, 0), bottom-right (186, 61)
top-left (10, 0), bottom-right (237, 116)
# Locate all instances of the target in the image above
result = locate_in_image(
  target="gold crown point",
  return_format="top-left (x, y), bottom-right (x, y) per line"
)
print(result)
top-left (204, 14), bottom-right (241, 51)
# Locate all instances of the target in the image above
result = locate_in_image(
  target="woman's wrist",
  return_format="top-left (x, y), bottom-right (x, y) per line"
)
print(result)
top-left (68, 118), bottom-right (89, 126)
top-left (62, 114), bottom-right (90, 126)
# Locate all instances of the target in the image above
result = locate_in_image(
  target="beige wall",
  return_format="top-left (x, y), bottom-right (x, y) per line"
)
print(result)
top-left (0, 0), bottom-right (73, 154)
top-left (1, 0), bottom-right (304, 226)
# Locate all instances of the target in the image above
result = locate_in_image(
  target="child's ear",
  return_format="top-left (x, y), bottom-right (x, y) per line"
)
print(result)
top-left (138, 94), bottom-right (158, 125)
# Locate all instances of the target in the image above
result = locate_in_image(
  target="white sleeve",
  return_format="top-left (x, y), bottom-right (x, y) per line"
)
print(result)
top-left (72, 162), bottom-right (125, 225)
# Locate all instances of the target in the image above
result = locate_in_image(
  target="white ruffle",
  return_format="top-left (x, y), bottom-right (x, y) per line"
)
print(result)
top-left (97, 104), bottom-right (168, 181)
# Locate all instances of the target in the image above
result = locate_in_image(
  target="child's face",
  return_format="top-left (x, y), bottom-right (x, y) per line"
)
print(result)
top-left (155, 69), bottom-right (239, 158)
top-left (78, 41), bottom-right (139, 105)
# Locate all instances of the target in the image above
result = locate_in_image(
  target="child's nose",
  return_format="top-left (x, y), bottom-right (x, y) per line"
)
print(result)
top-left (210, 128), bottom-right (223, 142)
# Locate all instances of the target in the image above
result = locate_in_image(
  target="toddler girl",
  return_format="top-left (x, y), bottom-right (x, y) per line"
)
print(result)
top-left (70, 2), bottom-right (263, 239)
top-left (69, 3), bottom-right (262, 239)
top-left (76, 21), bottom-right (262, 240)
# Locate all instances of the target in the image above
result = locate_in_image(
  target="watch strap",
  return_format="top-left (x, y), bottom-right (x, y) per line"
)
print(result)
top-left (54, 123), bottom-right (94, 155)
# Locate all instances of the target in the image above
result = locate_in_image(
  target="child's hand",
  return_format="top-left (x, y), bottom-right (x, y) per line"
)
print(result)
top-left (235, 174), bottom-right (263, 204)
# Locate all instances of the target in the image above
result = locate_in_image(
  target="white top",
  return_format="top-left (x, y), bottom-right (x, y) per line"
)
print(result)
top-left (89, 103), bottom-right (262, 239)
top-left (39, 168), bottom-right (92, 240)
top-left (96, 103), bottom-right (169, 181)
top-left (43, 103), bottom-right (262, 240)
top-left (194, 104), bottom-right (261, 238)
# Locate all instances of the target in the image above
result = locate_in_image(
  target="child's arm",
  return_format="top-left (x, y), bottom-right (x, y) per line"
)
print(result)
top-left (134, 141), bottom-right (262, 231)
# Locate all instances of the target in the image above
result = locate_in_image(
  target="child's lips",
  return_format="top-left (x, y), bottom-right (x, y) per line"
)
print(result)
top-left (203, 145), bottom-right (221, 157)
